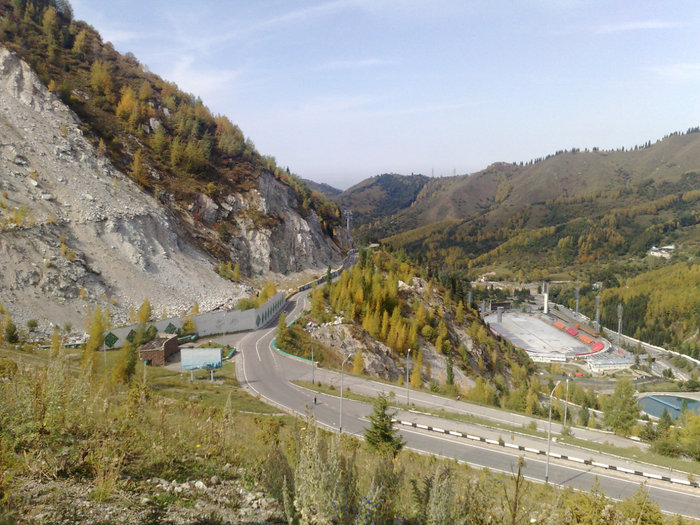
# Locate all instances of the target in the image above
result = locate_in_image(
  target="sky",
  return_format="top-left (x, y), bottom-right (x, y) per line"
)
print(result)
top-left (70, 1), bottom-right (700, 189)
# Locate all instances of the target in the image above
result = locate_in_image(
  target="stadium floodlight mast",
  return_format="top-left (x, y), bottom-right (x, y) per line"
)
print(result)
top-left (339, 354), bottom-right (351, 433)
top-left (617, 303), bottom-right (623, 346)
top-left (545, 380), bottom-right (561, 484)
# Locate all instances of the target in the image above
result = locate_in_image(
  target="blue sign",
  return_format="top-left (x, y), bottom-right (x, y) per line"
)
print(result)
top-left (181, 348), bottom-right (222, 370)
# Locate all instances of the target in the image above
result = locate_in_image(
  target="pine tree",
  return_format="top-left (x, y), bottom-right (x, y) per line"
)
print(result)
top-left (3, 319), bottom-right (18, 344)
top-left (446, 348), bottom-right (454, 386)
top-left (455, 302), bottom-right (464, 324)
top-left (410, 350), bottom-right (423, 388)
top-left (364, 394), bottom-right (404, 456)
top-left (277, 312), bottom-right (288, 341)
top-left (137, 298), bottom-right (151, 324)
top-left (603, 378), bottom-right (639, 435)
top-left (353, 347), bottom-right (363, 375)
top-left (182, 314), bottom-right (197, 335)
top-left (380, 310), bottom-right (390, 341)
top-left (112, 340), bottom-right (137, 384)
top-left (131, 149), bottom-right (147, 186)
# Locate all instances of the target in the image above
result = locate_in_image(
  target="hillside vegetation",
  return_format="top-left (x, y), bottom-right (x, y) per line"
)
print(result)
top-left (0, 0), bottom-right (343, 262)
top-left (279, 249), bottom-right (562, 410)
top-left (0, 341), bottom-right (687, 524)
top-left (351, 134), bottom-right (700, 357)
top-left (551, 261), bottom-right (700, 357)
top-left (331, 173), bottom-right (430, 232)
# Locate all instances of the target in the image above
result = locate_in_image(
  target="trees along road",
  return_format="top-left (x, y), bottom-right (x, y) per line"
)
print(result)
top-left (220, 290), bottom-right (700, 519)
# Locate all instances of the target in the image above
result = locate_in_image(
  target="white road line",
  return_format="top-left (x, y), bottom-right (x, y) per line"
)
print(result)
top-left (398, 427), bottom-right (700, 501)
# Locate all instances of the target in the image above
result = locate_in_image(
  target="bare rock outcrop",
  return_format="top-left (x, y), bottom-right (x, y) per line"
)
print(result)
top-left (0, 47), bottom-right (247, 331)
top-left (0, 46), bottom-right (351, 333)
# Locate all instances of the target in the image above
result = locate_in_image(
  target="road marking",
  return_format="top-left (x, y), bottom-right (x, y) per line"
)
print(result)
top-left (398, 426), bottom-right (700, 500)
top-left (232, 284), bottom-right (700, 516)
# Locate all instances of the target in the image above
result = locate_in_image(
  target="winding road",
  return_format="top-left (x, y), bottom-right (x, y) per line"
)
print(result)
top-left (216, 289), bottom-right (700, 519)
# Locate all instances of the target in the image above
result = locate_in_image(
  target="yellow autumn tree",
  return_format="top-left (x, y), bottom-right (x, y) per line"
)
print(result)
top-left (410, 350), bottom-right (423, 388)
top-left (353, 347), bottom-right (363, 374)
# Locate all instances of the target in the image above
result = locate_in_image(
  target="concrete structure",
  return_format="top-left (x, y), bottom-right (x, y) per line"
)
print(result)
top-left (488, 311), bottom-right (608, 363)
top-left (139, 335), bottom-right (179, 366)
top-left (543, 282), bottom-right (549, 314)
top-left (102, 291), bottom-right (286, 350)
top-left (648, 245), bottom-right (675, 259)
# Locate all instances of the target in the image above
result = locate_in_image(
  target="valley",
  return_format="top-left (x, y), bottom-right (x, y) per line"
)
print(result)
top-left (1, 1), bottom-right (699, 524)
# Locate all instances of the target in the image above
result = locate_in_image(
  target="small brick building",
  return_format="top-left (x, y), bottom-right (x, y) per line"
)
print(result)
top-left (139, 335), bottom-right (179, 366)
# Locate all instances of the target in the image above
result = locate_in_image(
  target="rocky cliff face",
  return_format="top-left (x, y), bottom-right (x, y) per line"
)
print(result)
top-left (0, 47), bottom-right (349, 333)
top-left (191, 172), bottom-right (351, 275)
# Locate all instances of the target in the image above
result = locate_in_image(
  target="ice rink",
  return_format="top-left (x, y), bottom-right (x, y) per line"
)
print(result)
top-left (486, 311), bottom-right (593, 357)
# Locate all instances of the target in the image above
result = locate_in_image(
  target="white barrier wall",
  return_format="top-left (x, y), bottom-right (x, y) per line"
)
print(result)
top-left (102, 291), bottom-right (286, 350)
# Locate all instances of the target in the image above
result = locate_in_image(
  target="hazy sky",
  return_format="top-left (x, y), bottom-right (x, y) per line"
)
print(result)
top-left (71, 1), bottom-right (700, 189)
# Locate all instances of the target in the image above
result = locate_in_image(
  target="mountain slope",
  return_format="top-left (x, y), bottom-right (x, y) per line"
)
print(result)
top-left (0, 0), bottom-right (351, 279)
top-left (331, 173), bottom-right (430, 229)
top-left (0, 46), bottom-right (248, 330)
top-left (303, 178), bottom-right (342, 197)
top-left (360, 136), bottom-right (700, 243)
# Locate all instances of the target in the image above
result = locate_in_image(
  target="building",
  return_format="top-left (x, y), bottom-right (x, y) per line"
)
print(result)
top-left (139, 335), bottom-right (179, 366)
top-left (648, 245), bottom-right (675, 259)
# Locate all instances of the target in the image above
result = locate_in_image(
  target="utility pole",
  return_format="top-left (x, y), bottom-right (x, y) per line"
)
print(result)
top-left (311, 343), bottom-right (314, 385)
top-left (344, 209), bottom-right (353, 231)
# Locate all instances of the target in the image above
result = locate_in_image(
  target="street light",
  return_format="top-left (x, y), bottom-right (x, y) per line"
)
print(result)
top-left (545, 380), bottom-right (561, 484)
top-left (563, 376), bottom-right (570, 430)
top-left (339, 354), bottom-right (351, 433)
top-left (406, 348), bottom-right (411, 406)
top-left (311, 343), bottom-right (315, 385)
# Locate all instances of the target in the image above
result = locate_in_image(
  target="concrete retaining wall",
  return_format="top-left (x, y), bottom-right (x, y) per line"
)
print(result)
top-left (102, 291), bottom-right (286, 350)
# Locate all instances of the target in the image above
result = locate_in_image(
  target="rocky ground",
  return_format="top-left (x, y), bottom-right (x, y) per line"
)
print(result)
top-left (0, 46), bottom-right (348, 338)
top-left (9, 474), bottom-right (284, 525)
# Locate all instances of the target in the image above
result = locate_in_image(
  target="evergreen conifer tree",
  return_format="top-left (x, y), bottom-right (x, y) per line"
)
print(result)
top-left (364, 394), bottom-right (404, 456)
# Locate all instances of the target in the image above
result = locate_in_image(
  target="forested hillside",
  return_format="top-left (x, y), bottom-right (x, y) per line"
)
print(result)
top-left (279, 248), bottom-right (542, 407)
top-left (330, 173), bottom-right (430, 232)
top-left (0, 0), bottom-right (345, 264)
top-left (550, 262), bottom-right (700, 358)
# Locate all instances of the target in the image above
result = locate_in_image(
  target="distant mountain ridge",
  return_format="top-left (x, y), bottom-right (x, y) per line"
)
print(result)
top-left (329, 173), bottom-right (430, 230)
top-left (303, 179), bottom-right (342, 197)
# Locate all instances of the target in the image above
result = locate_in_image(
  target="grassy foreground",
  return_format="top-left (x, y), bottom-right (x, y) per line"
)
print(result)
top-left (0, 345), bottom-right (695, 524)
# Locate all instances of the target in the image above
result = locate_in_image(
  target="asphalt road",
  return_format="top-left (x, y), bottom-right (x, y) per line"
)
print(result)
top-left (227, 292), bottom-right (700, 519)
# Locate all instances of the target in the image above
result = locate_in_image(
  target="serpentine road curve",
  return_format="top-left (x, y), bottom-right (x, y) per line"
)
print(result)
top-left (225, 290), bottom-right (700, 519)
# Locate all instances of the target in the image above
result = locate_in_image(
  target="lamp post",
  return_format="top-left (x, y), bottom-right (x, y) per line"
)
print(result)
top-left (406, 348), bottom-right (411, 406)
top-left (339, 354), bottom-right (351, 433)
top-left (545, 380), bottom-right (561, 484)
top-left (563, 376), bottom-right (570, 430)
top-left (311, 343), bottom-right (315, 385)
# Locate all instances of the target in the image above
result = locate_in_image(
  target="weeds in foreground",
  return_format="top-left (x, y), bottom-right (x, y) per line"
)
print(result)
top-left (0, 350), bottom-right (692, 524)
